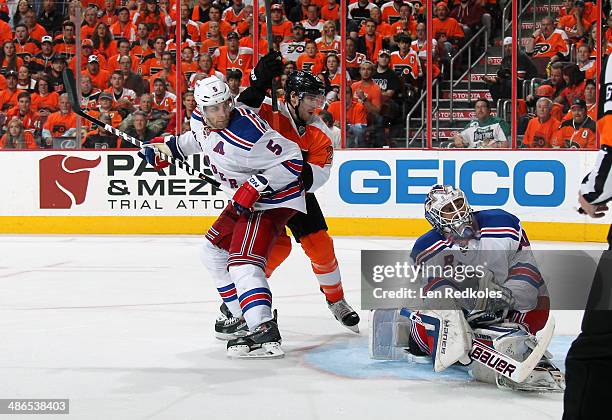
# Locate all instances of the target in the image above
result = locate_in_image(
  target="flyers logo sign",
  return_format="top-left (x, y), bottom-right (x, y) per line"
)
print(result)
top-left (39, 155), bottom-right (101, 209)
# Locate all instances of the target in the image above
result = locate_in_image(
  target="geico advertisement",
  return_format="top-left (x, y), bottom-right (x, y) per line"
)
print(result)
top-left (0, 150), bottom-right (606, 224)
top-left (315, 149), bottom-right (607, 224)
top-left (0, 152), bottom-right (230, 216)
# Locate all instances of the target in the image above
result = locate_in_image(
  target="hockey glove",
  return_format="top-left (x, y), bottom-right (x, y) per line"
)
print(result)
top-left (250, 51), bottom-right (283, 92)
top-left (467, 270), bottom-right (515, 326)
top-left (233, 175), bottom-right (270, 215)
top-left (138, 136), bottom-right (181, 170)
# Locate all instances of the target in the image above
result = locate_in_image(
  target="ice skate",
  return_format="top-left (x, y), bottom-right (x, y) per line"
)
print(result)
top-left (227, 310), bottom-right (284, 359)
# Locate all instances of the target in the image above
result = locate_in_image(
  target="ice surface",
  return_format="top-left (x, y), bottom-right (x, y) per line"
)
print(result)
top-left (0, 236), bottom-right (605, 420)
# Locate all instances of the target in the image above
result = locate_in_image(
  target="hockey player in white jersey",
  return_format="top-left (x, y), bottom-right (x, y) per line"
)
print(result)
top-left (194, 53), bottom-right (360, 339)
top-left (370, 185), bottom-right (565, 391)
top-left (140, 76), bottom-right (305, 358)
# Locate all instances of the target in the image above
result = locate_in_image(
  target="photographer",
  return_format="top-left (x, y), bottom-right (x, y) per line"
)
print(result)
top-left (484, 37), bottom-right (538, 104)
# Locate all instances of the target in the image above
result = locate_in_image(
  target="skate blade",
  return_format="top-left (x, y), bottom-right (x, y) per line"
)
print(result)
top-left (343, 324), bottom-right (360, 334)
top-left (227, 342), bottom-right (285, 359)
top-left (215, 331), bottom-right (248, 341)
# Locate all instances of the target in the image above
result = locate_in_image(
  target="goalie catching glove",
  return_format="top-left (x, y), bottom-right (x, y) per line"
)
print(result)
top-left (138, 136), bottom-right (184, 170)
top-left (467, 270), bottom-right (516, 327)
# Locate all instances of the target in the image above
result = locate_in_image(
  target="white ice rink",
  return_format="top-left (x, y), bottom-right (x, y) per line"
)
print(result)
top-left (0, 236), bottom-right (607, 420)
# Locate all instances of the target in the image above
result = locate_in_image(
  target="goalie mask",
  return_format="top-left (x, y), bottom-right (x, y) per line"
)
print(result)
top-left (424, 185), bottom-right (475, 240)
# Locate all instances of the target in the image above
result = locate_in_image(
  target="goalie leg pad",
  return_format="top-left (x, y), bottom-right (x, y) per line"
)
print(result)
top-left (369, 309), bottom-right (414, 361)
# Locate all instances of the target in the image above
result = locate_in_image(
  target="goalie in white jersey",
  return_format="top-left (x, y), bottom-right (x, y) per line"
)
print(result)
top-left (370, 185), bottom-right (565, 391)
top-left (140, 76), bottom-right (305, 358)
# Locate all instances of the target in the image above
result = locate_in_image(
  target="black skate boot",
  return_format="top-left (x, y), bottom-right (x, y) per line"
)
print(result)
top-left (226, 310), bottom-right (284, 359)
top-left (327, 298), bottom-right (360, 333)
top-left (215, 302), bottom-right (248, 340)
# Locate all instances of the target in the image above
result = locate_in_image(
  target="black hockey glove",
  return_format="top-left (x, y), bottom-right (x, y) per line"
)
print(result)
top-left (250, 51), bottom-right (283, 92)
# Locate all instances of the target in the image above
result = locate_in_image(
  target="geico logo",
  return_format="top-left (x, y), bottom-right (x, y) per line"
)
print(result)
top-left (338, 159), bottom-right (566, 207)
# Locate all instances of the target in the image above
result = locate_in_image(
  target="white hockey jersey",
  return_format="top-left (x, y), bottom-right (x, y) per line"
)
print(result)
top-left (175, 106), bottom-right (306, 213)
top-left (410, 209), bottom-right (549, 312)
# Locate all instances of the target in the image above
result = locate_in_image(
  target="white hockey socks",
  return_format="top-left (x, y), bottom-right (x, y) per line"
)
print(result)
top-left (200, 239), bottom-right (242, 318)
top-left (229, 264), bottom-right (273, 330)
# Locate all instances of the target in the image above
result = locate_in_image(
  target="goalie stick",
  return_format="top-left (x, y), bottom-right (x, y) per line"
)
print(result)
top-left (61, 68), bottom-right (229, 193)
top-left (402, 309), bottom-right (555, 383)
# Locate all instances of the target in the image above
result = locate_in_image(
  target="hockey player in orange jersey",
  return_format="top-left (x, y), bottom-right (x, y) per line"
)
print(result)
top-left (210, 53), bottom-right (361, 338)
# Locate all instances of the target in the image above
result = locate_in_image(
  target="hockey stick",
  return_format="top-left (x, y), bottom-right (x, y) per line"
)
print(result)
top-left (61, 68), bottom-right (228, 193)
top-left (404, 309), bottom-right (555, 383)
top-left (263, 0), bottom-right (280, 129)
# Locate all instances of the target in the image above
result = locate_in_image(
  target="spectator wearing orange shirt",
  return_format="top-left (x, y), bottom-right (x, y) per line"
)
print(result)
top-left (212, 32), bottom-right (253, 76)
top-left (92, 22), bottom-right (118, 60)
top-left (432, 2), bottom-right (464, 59)
top-left (69, 39), bottom-right (107, 73)
top-left (147, 52), bottom-right (179, 94)
top-left (577, 44), bottom-right (597, 80)
top-left (266, 3), bottom-right (294, 43)
top-left (42, 93), bottom-right (77, 141)
top-left (0, 118), bottom-right (38, 149)
top-left (345, 37), bottom-right (367, 80)
top-left (192, 0), bottom-right (212, 24)
top-left (557, 0), bottom-right (591, 40)
top-left (327, 84), bottom-right (368, 147)
top-left (151, 77), bottom-right (177, 115)
top-left (13, 24), bottom-right (40, 64)
top-left (381, 0), bottom-right (404, 24)
top-left (80, 6), bottom-right (100, 40)
top-left (107, 39), bottom-right (135, 73)
top-left (90, 92), bottom-right (123, 128)
top-left (389, 3), bottom-right (418, 41)
top-left (0, 70), bottom-right (23, 112)
top-left (23, 9), bottom-right (47, 42)
top-left (0, 42), bottom-right (23, 76)
top-left (563, 79), bottom-right (597, 122)
top-left (200, 5), bottom-right (233, 38)
top-left (527, 17), bottom-right (569, 64)
top-left (99, 0), bottom-right (120, 27)
top-left (201, 21), bottom-right (225, 56)
top-left (0, 11), bottom-right (12, 46)
top-left (359, 6), bottom-right (394, 39)
top-left (82, 55), bottom-right (111, 90)
top-left (134, 0), bottom-right (168, 38)
top-left (353, 60), bottom-right (384, 146)
top-left (140, 37), bottom-right (167, 77)
top-left (53, 20), bottom-right (77, 60)
top-left (321, 0), bottom-right (339, 22)
top-left (221, 0), bottom-right (246, 27)
top-left (31, 75), bottom-right (59, 117)
top-left (180, 46), bottom-right (200, 83)
top-left (110, 7), bottom-right (137, 43)
top-left (315, 20), bottom-right (341, 55)
top-left (5, 91), bottom-right (38, 131)
top-left (131, 23), bottom-right (154, 67)
top-left (296, 40), bottom-right (325, 75)
top-left (522, 98), bottom-right (560, 148)
top-left (556, 63), bottom-right (586, 113)
top-left (552, 98), bottom-right (596, 149)
top-left (356, 19), bottom-right (385, 63)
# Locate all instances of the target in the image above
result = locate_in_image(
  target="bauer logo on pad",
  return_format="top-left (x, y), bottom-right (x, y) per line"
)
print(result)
top-left (39, 155), bottom-right (101, 209)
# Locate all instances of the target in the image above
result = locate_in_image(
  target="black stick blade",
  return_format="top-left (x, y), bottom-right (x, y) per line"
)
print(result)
top-left (62, 68), bottom-right (80, 111)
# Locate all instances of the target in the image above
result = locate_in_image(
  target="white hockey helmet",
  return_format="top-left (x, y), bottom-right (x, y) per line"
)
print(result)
top-left (424, 185), bottom-right (474, 240)
top-left (194, 76), bottom-right (234, 110)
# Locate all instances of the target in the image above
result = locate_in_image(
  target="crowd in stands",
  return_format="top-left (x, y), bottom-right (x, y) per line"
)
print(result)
top-left (0, 0), bottom-right (607, 149)
top-left (478, 0), bottom-right (607, 149)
